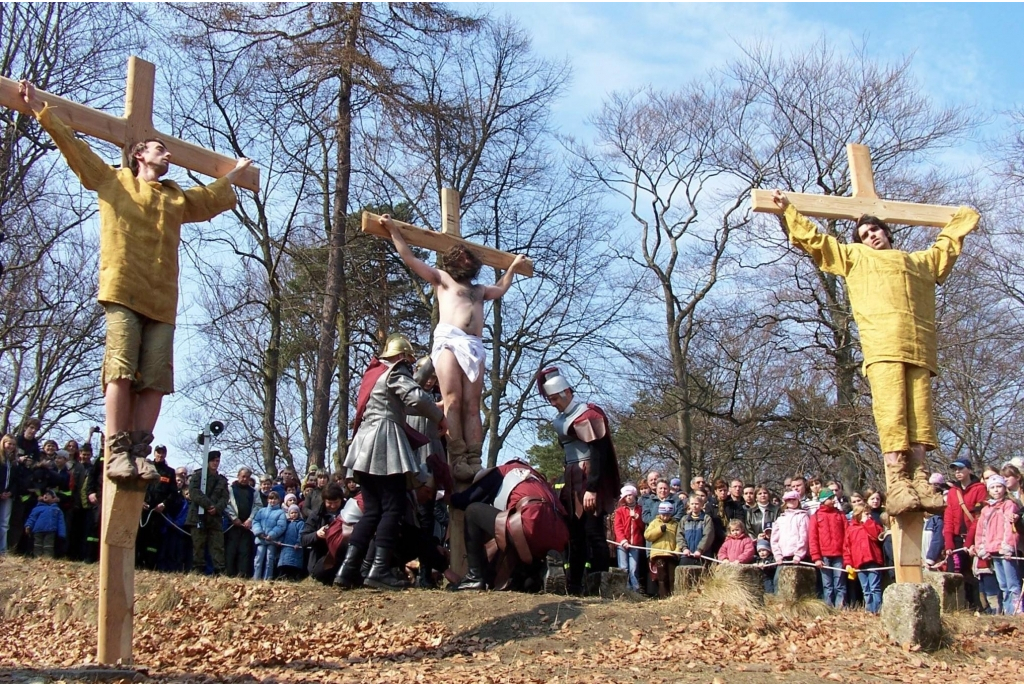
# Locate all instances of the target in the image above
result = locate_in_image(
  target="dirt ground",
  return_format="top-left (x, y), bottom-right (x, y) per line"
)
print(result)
top-left (0, 555), bottom-right (1021, 684)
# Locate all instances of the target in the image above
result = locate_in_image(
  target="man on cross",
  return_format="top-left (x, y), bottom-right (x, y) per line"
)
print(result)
top-left (19, 81), bottom-right (251, 484)
top-left (772, 189), bottom-right (980, 517)
top-left (381, 215), bottom-right (526, 481)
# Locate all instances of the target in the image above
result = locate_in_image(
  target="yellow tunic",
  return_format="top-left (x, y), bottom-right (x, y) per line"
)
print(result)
top-left (783, 204), bottom-right (980, 374)
top-left (34, 104), bottom-right (236, 325)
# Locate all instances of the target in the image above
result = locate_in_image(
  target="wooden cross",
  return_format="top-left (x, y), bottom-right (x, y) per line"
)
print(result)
top-left (0, 56), bottom-right (260, 192)
top-left (361, 187), bottom-right (534, 277)
top-left (362, 188), bottom-right (531, 576)
top-left (753, 143), bottom-right (967, 585)
top-left (1, 56), bottom-right (259, 667)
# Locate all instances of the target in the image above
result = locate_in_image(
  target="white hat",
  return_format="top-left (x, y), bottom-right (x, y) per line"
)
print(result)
top-left (988, 474), bottom-right (1008, 489)
top-left (620, 484), bottom-right (638, 498)
top-left (536, 366), bottom-right (571, 398)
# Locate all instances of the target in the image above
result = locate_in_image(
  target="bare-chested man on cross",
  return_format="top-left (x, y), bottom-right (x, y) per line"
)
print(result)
top-left (382, 215), bottom-right (525, 481)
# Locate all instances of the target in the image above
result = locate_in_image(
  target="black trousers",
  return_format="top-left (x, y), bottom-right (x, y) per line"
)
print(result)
top-left (349, 473), bottom-right (407, 551)
top-left (465, 502), bottom-right (500, 571)
top-left (567, 511), bottom-right (610, 589)
top-left (225, 526), bottom-right (255, 578)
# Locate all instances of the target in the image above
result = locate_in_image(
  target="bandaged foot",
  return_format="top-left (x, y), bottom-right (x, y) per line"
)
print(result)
top-left (447, 438), bottom-right (475, 483)
top-left (465, 442), bottom-right (484, 476)
top-left (105, 431), bottom-right (138, 481)
top-left (883, 450), bottom-right (920, 515)
top-left (130, 430), bottom-right (161, 481)
top-left (908, 445), bottom-right (946, 514)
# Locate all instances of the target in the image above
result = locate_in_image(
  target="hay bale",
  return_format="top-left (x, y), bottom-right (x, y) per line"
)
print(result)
top-left (584, 569), bottom-right (628, 599)
top-left (674, 564), bottom-right (705, 594)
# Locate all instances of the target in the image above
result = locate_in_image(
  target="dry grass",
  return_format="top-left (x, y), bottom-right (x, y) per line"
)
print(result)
top-left (140, 586), bottom-right (182, 613)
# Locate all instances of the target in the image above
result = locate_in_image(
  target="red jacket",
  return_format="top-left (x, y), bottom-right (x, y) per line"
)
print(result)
top-left (613, 502), bottom-right (645, 546)
top-left (843, 516), bottom-right (884, 569)
top-left (944, 479), bottom-right (988, 552)
top-left (809, 504), bottom-right (847, 560)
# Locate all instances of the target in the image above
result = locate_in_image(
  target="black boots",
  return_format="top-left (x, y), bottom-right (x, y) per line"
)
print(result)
top-left (448, 567), bottom-right (486, 591)
top-left (333, 545), bottom-right (365, 589)
top-left (364, 548), bottom-right (409, 590)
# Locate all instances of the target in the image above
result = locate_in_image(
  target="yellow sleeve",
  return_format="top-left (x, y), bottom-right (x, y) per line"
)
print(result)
top-left (644, 518), bottom-right (663, 542)
top-left (36, 104), bottom-right (116, 191)
top-left (783, 204), bottom-right (853, 277)
top-left (929, 206), bottom-right (980, 284)
top-left (181, 175), bottom-right (237, 223)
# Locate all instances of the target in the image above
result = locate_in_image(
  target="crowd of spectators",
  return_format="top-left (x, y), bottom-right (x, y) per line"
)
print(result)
top-left (3, 416), bottom-right (1022, 616)
top-left (613, 462), bottom-right (1024, 614)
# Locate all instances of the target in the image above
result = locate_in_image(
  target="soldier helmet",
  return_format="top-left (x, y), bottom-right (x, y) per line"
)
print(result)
top-left (381, 333), bottom-right (414, 359)
top-left (536, 366), bottom-right (571, 399)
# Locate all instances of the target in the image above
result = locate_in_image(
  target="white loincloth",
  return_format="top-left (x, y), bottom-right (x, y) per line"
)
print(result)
top-left (431, 322), bottom-right (485, 383)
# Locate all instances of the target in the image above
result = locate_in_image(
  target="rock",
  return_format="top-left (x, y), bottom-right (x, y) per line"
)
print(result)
top-left (923, 570), bottom-right (966, 613)
top-left (775, 565), bottom-right (817, 602)
top-left (881, 583), bottom-right (942, 651)
top-left (674, 564), bottom-right (705, 594)
top-left (584, 569), bottom-right (627, 598)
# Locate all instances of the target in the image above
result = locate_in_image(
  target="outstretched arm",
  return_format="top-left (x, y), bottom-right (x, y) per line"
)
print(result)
top-left (383, 215), bottom-right (442, 287)
top-left (482, 254), bottom-right (526, 301)
top-left (773, 190), bottom-right (852, 277)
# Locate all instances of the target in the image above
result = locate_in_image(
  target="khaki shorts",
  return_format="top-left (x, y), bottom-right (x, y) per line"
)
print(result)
top-left (102, 303), bottom-right (174, 394)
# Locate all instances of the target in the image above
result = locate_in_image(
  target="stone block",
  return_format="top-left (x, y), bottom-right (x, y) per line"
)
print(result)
top-left (775, 565), bottom-right (817, 602)
top-left (584, 569), bottom-right (628, 598)
top-left (881, 583), bottom-right (942, 651)
top-left (923, 570), bottom-right (966, 613)
top-left (674, 564), bottom-right (705, 594)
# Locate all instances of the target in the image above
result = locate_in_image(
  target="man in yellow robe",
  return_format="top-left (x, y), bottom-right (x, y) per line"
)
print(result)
top-left (772, 190), bottom-right (980, 515)
top-left (19, 81), bottom-right (251, 482)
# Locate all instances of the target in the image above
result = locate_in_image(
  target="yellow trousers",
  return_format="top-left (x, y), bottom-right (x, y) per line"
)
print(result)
top-left (865, 361), bottom-right (936, 453)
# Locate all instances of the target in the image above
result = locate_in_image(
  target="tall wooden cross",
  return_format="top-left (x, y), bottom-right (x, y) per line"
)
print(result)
top-left (0, 56), bottom-right (260, 192)
top-left (753, 143), bottom-right (963, 584)
top-left (1, 56), bottom-right (259, 666)
top-left (362, 188), bottom-right (532, 576)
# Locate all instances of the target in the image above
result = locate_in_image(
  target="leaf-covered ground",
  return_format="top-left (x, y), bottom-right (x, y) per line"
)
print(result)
top-left (0, 556), bottom-right (1021, 683)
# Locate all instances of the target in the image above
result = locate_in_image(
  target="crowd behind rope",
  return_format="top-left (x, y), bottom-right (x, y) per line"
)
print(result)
top-left (2, 416), bottom-right (1022, 616)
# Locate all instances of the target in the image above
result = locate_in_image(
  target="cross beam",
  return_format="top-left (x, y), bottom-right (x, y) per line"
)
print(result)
top-left (361, 188), bottom-right (534, 277)
top-left (751, 144), bottom-right (956, 227)
top-left (0, 56), bottom-right (260, 192)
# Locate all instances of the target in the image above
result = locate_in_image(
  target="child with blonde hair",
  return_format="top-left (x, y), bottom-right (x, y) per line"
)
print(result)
top-left (843, 503), bottom-right (885, 613)
top-left (717, 518), bottom-right (755, 564)
top-left (972, 474), bottom-right (1021, 614)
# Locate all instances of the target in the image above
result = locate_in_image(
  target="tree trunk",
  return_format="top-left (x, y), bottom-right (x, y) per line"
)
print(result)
top-left (309, 6), bottom-right (359, 471)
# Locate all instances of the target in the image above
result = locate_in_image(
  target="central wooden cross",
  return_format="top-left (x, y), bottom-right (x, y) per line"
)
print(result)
top-left (362, 189), bottom-right (532, 576)
top-left (753, 143), bottom-right (964, 584)
top-left (1, 56), bottom-right (260, 666)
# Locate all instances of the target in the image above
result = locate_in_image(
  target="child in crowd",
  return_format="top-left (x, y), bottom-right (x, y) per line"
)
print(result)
top-left (252, 491), bottom-right (287, 580)
top-left (24, 489), bottom-right (65, 558)
top-left (771, 491), bottom-right (810, 586)
top-left (972, 474), bottom-right (1021, 614)
top-left (717, 518), bottom-right (755, 564)
top-left (276, 504), bottom-right (307, 580)
top-left (755, 539), bottom-right (776, 593)
top-left (810, 488), bottom-right (847, 608)
top-left (677, 496), bottom-right (713, 567)
top-left (613, 484), bottom-right (645, 592)
top-left (843, 503), bottom-right (884, 613)
top-left (645, 501), bottom-right (680, 598)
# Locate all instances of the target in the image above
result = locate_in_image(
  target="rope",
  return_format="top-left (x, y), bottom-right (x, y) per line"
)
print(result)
top-left (157, 510), bottom-right (192, 537)
top-left (139, 509), bottom-right (154, 528)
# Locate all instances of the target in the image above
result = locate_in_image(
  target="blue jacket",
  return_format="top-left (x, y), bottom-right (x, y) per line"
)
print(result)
top-left (925, 514), bottom-right (945, 564)
top-left (677, 512), bottom-right (714, 555)
top-left (25, 502), bottom-right (66, 537)
top-left (253, 504), bottom-right (287, 545)
top-left (277, 519), bottom-right (305, 569)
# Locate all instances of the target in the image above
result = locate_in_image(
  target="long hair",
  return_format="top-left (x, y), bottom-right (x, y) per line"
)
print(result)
top-left (440, 244), bottom-right (482, 283)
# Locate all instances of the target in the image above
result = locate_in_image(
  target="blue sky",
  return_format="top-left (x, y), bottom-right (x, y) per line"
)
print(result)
top-left (117, 3), bottom-right (1024, 470)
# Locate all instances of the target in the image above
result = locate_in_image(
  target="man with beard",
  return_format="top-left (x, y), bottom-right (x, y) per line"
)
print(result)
top-left (381, 215), bottom-right (525, 482)
top-left (19, 81), bottom-right (250, 483)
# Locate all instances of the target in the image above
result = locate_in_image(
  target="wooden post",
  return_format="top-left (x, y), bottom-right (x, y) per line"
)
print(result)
top-left (0, 57), bottom-right (260, 192)
top-left (753, 143), bottom-right (964, 584)
top-left (1, 57), bottom-right (261, 666)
